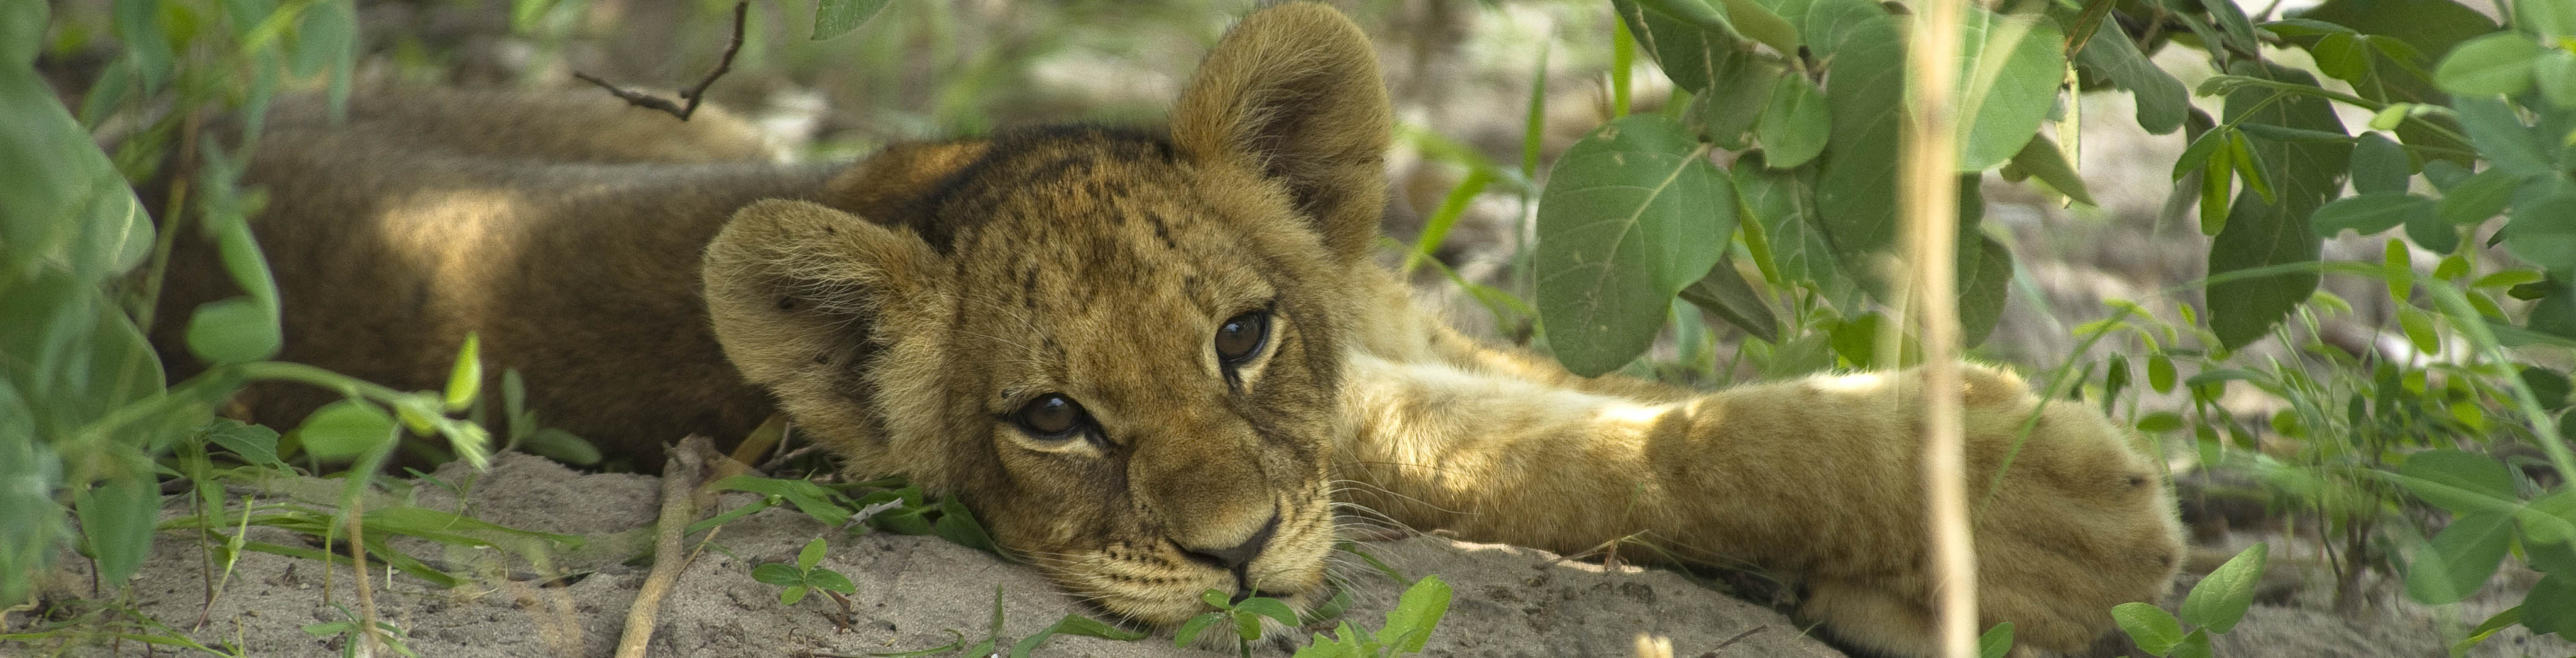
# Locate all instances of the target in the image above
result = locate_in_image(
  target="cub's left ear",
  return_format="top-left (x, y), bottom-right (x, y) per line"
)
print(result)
top-left (1171, 2), bottom-right (1391, 263)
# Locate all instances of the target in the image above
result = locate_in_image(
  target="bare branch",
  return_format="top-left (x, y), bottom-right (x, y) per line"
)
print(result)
top-left (571, 1), bottom-right (749, 120)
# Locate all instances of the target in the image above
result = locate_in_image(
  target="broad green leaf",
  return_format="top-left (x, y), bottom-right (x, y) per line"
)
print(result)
top-left (1960, 235), bottom-right (2013, 347)
top-left (2394, 450), bottom-right (2516, 513)
top-left (2531, 574), bottom-right (2576, 636)
top-left (203, 419), bottom-right (285, 469)
top-left (2309, 192), bottom-right (2433, 237)
top-left (2536, 50), bottom-right (2576, 108)
top-left (2506, 179), bottom-right (2576, 282)
top-left (2147, 354), bottom-right (2177, 392)
top-left (797, 537), bottom-right (827, 571)
top-left (1755, 73), bottom-right (1828, 168)
top-left (2310, 31), bottom-right (2370, 82)
top-left (75, 470), bottom-right (158, 587)
top-left (296, 400), bottom-right (397, 461)
top-left (2453, 96), bottom-right (2553, 177)
top-left (931, 500), bottom-right (998, 554)
top-left (809, 569), bottom-right (854, 594)
top-left (1732, 156), bottom-right (1844, 291)
top-left (1173, 613), bottom-right (1221, 647)
top-left (445, 334), bottom-right (482, 412)
top-left (2451, 606), bottom-right (2523, 657)
top-left (2437, 169), bottom-right (2520, 225)
top-left (777, 583), bottom-right (810, 606)
top-left (1815, 16), bottom-right (1905, 287)
top-left (1716, 0), bottom-right (1799, 55)
top-left (2180, 542), bottom-right (2265, 633)
top-left (1636, 0), bottom-right (1738, 37)
top-left (2111, 602), bottom-right (2183, 655)
top-left (2524, 489), bottom-right (2576, 546)
top-left (812, 0), bottom-right (893, 40)
top-left (2071, 18), bottom-right (2186, 134)
top-left (1535, 115), bottom-right (1733, 376)
top-left (2432, 32), bottom-right (2541, 97)
top-left (2007, 135), bottom-right (2097, 206)
top-left (2207, 62), bottom-right (2343, 349)
top-left (711, 475), bottom-right (854, 525)
top-left (1612, 0), bottom-right (1746, 96)
top-left (751, 563), bottom-right (804, 587)
top-left (2404, 510), bottom-right (2514, 605)
top-left (2348, 132), bottom-right (2410, 194)
top-left (1378, 575), bottom-right (1452, 653)
top-left (1234, 597), bottom-right (1301, 627)
top-left (184, 297), bottom-right (280, 365)
top-left (1954, 10), bottom-right (2065, 170)
top-left (1977, 621), bottom-right (2014, 658)
top-left (1680, 263), bottom-right (1780, 343)
top-left (1799, 0), bottom-right (1885, 61)
top-left (2527, 0), bottom-right (2576, 39)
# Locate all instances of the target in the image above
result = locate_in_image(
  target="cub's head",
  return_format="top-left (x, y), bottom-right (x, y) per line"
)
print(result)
top-left (700, 3), bottom-right (1388, 626)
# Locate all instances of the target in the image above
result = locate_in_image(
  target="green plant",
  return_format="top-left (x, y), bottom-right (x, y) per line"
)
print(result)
top-left (301, 603), bottom-right (418, 658)
top-left (1175, 589), bottom-right (1304, 654)
top-left (1289, 574), bottom-right (1452, 658)
top-left (2114, 543), bottom-right (2268, 658)
top-left (753, 537), bottom-right (857, 607)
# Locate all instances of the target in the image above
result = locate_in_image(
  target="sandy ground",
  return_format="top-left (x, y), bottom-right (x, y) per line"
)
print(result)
top-left (13, 453), bottom-right (2573, 657)
top-left (15, 453), bottom-right (1843, 657)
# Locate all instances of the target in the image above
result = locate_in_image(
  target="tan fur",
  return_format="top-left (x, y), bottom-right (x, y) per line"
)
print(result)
top-left (154, 4), bottom-right (2181, 654)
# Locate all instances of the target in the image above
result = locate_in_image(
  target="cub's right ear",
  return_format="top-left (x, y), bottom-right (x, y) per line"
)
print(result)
top-left (700, 199), bottom-right (948, 389)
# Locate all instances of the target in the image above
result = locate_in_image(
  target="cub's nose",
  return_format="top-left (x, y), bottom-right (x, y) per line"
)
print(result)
top-left (1183, 511), bottom-right (1280, 574)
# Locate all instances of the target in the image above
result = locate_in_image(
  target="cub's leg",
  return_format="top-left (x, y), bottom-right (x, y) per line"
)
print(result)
top-left (1333, 358), bottom-right (2182, 656)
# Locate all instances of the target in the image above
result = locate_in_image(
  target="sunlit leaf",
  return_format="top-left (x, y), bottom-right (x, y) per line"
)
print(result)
top-left (2179, 542), bottom-right (2265, 633)
top-left (2404, 511), bottom-right (2513, 605)
top-left (1535, 115), bottom-right (1732, 376)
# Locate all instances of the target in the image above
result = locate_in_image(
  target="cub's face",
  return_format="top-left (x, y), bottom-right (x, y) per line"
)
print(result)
top-left (702, 3), bottom-right (1391, 628)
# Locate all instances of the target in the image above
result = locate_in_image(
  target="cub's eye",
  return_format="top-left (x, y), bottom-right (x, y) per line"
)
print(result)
top-left (1214, 310), bottom-right (1271, 365)
top-left (1014, 394), bottom-right (1087, 438)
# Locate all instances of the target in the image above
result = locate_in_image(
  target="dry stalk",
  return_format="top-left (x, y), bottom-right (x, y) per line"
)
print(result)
top-left (614, 436), bottom-right (711, 658)
top-left (1900, 0), bottom-right (1974, 654)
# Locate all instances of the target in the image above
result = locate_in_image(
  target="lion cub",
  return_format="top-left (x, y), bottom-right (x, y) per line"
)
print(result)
top-left (154, 3), bottom-right (2181, 654)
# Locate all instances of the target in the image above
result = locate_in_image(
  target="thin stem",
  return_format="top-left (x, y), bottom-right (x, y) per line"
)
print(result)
top-left (1902, 0), bottom-right (1975, 654)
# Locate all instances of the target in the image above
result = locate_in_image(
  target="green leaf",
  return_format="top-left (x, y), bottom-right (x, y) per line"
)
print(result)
top-left (1378, 575), bottom-right (1452, 653)
top-left (1799, 0), bottom-right (1885, 61)
top-left (2403, 510), bottom-right (2514, 605)
top-left (1613, 0), bottom-right (1746, 96)
top-left (2437, 169), bottom-right (2521, 225)
top-left (2530, 574), bottom-right (2576, 636)
top-left (2348, 132), bottom-right (2410, 194)
top-left (1236, 596), bottom-right (1300, 627)
top-left (1680, 263), bottom-right (1780, 343)
top-left (711, 476), bottom-right (854, 526)
top-left (931, 500), bottom-right (998, 554)
top-left (1755, 73), bottom-right (1828, 168)
top-left (2534, 50), bottom-right (2576, 108)
top-left (1977, 621), bottom-right (2014, 658)
top-left (1173, 612), bottom-right (1222, 648)
top-left (2006, 135), bottom-right (2098, 206)
top-left (1954, 10), bottom-right (2065, 170)
top-left (2309, 192), bottom-right (2434, 237)
top-left (751, 563), bottom-right (805, 587)
top-left (184, 297), bottom-right (282, 365)
top-left (296, 400), bottom-right (397, 461)
top-left (2111, 602), bottom-right (2183, 656)
top-left (2432, 32), bottom-right (2541, 97)
top-left (809, 568), bottom-right (854, 594)
top-left (811, 0), bottom-right (892, 40)
top-left (444, 333), bottom-right (482, 413)
top-left (2506, 178), bottom-right (2576, 282)
top-left (2147, 354), bottom-right (2177, 393)
top-left (1635, 0), bottom-right (1738, 38)
top-left (1011, 614), bottom-right (1149, 658)
top-left (2072, 18), bottom-right (2186, 134)
top-left (797, 537), bottom-right (828, 571)
top-left (2394, 450), bottom-right (2517, 514)
top-left (1732, 158), bottom-right (1843, 291)
top-left (203, 419), bottom-right (285, 469)
top-left (1959, 234), bottom-right (2012, 348)
top-left (2180, 542), bottom-right (2266, 633)
top-left (2527, 0), bottom-right (2576, 39)
top-left (75, 471), bottom-right (158, 587)
top-left (1815, 16), bottom-right (1906, 287)
top-left (777, 583), bottom-right (810, 606)
top-left (1716, 0), bottom-right (1800, 56)
top-left (1535, 115), bottom-right (1733, 376)
top-left (2207, 61), bottom-right (2342, 349)
top-left (2310, 31), bottom-right (2371, 82)
top-left (2454, 96), bottom-right (2553, 177)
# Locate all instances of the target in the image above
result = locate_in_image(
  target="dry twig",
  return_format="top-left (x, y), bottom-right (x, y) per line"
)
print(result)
top-left (572, 1), bottom-right (749, 120)
top-left (614, 436), bottom-right (712, 658)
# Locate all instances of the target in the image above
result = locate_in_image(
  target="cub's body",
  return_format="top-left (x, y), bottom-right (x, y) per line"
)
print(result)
top-left (154, 5), bottom-right (2181, 655)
